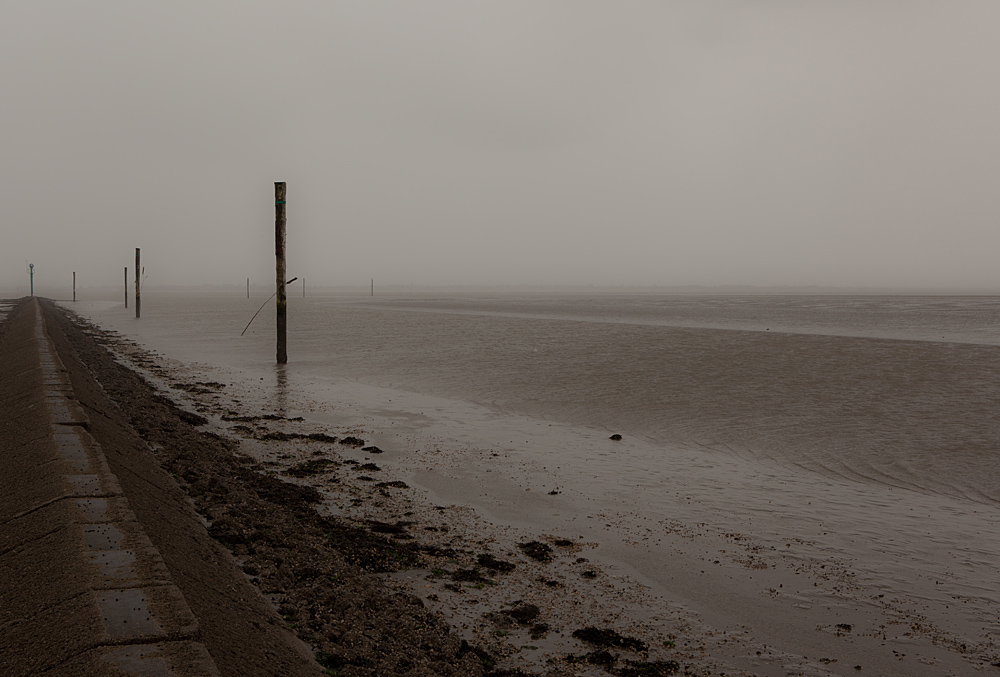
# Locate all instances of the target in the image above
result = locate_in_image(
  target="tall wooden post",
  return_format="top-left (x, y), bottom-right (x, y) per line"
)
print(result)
top-left (302, 278), bottom-right (305, 298)
top-left (371, 278), bottom-right (374, 297)
top-left (124, 267), bottom-right (128, 308)
top-left (135, 248), bottom-right (141, 319)
top-left (29, 264), bottom-right (34, 296)
top-left (247, 277), bottom-right (250, 298)
top-left (73, 272), bottom-right (76, 302)
top-left (275, 182), bottom-right (287, 364)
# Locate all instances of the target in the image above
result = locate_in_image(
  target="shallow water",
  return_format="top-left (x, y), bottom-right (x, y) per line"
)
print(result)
top-left (66, 292), bottom-right (1000, 673)
top-left (322, 295), bottom-right (1000, 506)
top-left (78, 292), bottom-right (1000, 505)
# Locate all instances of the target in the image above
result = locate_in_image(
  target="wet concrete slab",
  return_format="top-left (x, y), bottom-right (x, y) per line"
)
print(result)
top-left (0, 437), bottom-right (68, 524)
top-left (85, 519), bottom-right (174, 589)
top-left (0, 500), bottom-right (80, 556)
top-left (0, 300), bottom-right (219, 676)
top-left (83, 522), bottom-right (125, 550)
top-left (0, 523), bottom-right (92, 618)
top-left (41, 641), bottom-right (221, 677)
top-left (96, 588), bottom-right (166, 639)
top-left (0, 592), bottom-right (109, 677)
top-left (76, 496), bottom-right (114, 522)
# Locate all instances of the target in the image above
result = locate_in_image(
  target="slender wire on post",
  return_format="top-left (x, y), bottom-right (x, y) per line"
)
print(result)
top-left (241, 278), bottom-right (297, 336)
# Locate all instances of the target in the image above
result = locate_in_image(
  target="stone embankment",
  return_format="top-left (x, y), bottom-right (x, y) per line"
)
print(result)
top-left (0, 298), bottom-right (323, 676)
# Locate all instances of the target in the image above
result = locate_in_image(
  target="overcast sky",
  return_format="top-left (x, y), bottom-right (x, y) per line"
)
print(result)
top-left (3, 1), bottom-right (1000, 293)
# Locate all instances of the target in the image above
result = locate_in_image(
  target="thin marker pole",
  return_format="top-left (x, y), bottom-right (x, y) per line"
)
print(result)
top-left (302, 277), bottom-right (305, 298)
top-left (124, 267), bottom-right (128, 308)
top-left (29, 264), bottom-right (34, 296)
top-left (73, 272), bottom-right (76, 302)
top-left (275, 182), bottom-right (287, 364)
top-left (371, 278), bottom-right (373, 297)
top-left (247, 277), bottom-right (250, 299)
top-left (135, 248), bottom-right (141, 319)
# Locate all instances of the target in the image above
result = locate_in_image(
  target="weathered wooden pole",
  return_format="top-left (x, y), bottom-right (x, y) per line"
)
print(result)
top-left (135, 248), bottom-right (141, 319)
top-left (275, 182), bottom-right (287, 364)
top-left (302, 277), bottom-right (305, 298)
top-left (73, 272), bottom-right (76, 302)
top-left (371, 278), bottom-right (374, 297)
top-left (124, 267), bottom-right (128, 308)
top-left (29, 264), bottom-right (34, 296)
top-left (247, 277), bottom-right (250, 299)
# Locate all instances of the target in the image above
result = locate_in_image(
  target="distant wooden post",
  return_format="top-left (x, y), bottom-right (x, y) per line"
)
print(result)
top-left (247, 277), bottom-right (250, 298)
top-left (73, 272), bottom-right (76, 302)
top-left (135, 248), bottom-right (141, 319)
top-left (124, 267), bottom-right (128, 308)
top-left (371, 278), bottom-right (374, 297)
top-left (302, 277), bottom-right (305, 298)
top-left (29, 264), bottom-right (34, 296)
top-left (275, 182), bottom-right (287, 364)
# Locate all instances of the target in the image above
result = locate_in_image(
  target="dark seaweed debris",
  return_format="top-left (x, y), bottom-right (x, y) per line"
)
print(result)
top-left (177, 410), bottom-right (208, 426)
top-left (258, 431), bottom-right (340, 443)
top-left (572, 627), bottom-right (648, 653)
top-left (587, 650), bottom-right (617, 668)
top-left (501, 603), bottom-right (540, 625)
top-left (222, 413), bottom-right (303, 422)
top-left (323, 520), bottom-right (423, 572)
top-left (172, 382), bottom-right (218, 395)
top-left (451, 568), bottom-right (494, 584)
top-left (283, 459), bottom-right (336, 477)
top-left (477, 553), bottom-right (516, 572)
top-left (618, 659), bottom-right (680, 676)
top-left (517, 541), bottom-right (553, 562)
top-left (566, 650), bottom-right (616, 668)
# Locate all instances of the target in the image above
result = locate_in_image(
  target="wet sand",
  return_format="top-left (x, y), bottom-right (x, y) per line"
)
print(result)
top-left (287, 380), bottom-right (1000, 676)
top-left (55, 299), bottom-right (1000, 676)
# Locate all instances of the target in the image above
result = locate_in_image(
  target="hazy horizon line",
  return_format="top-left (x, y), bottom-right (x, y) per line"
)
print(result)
top-left (6, 283), bottom-right (1000, 298)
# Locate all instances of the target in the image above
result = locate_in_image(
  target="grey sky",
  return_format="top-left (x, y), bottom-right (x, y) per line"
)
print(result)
top-left (3, 1), bottom-right (999, 293)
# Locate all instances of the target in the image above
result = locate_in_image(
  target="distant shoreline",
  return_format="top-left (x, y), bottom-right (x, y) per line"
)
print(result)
top-left (6, 285), bottom-right (1000, 300)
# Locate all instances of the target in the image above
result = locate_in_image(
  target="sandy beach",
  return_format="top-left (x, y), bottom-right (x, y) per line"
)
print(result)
top-left (39, 294), bottom-right (1000, 677)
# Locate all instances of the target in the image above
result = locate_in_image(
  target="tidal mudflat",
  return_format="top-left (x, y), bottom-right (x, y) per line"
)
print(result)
top-left (65, 293), bottom-right (1000, 676)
